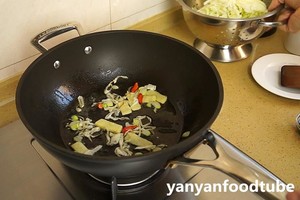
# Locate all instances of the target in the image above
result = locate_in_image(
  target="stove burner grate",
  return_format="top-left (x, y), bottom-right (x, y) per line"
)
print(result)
top-left (88, 170), bottom-right (162, 188)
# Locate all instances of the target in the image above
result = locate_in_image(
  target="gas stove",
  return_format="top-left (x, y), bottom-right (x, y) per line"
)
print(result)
top-left (0, 120), bottom-right (284, 200)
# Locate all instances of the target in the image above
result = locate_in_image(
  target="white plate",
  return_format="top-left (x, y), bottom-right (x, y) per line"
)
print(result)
top-left (251, 53), bottom-right (300, 100)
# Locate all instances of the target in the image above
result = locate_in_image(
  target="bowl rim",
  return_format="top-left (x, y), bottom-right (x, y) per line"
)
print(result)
top-left (296, 113), bottom-right (300, 131)
top-left (177, 0), bottom-right (283, 21)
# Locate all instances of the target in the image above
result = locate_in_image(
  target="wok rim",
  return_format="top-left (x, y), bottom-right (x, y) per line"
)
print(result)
top-left (16, 30), bottom-right (224, 163)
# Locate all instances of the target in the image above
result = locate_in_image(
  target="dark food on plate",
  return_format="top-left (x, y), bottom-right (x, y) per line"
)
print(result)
top-left (281, 65), bottom-right (300, 89)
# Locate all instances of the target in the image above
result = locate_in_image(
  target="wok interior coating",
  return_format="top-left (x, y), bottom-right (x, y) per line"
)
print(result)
top-left (16, 31), bottom-right (223, 176)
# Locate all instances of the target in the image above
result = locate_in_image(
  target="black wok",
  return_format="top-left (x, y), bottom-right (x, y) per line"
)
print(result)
top-left (17, 29), bottom-right (222, 177)
top-left (16, 26), bottom-right (286, 199)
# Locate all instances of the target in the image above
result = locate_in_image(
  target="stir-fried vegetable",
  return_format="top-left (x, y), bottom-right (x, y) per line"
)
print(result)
top-left (196, 0), bottom-right (268, 18)
top-left (131, 82), bottom-right (139, 93)
top-left (95, 119), bottom-right (123, 134)
top-left (66, 76), bottom-right (170, 157)
top-left (181, 131), bottom-right (191, 138)
top-left (102, 115), bottom-right (165, 156)
top-left (125, 132), bottom-right (154, 148)
top-left (71, 141), bottom-right (102, 155)
top-left (66, 116), bottom-right (101, 141)
top-left (122, 125), bottom-right (137, 134)
top-left (96, 76), bottom-right (168, 120)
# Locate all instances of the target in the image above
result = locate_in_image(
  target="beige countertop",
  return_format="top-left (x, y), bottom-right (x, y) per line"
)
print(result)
top-left (152, 12), bottom-right (300, 189)
top-left (1, 7), bottom-right (299, 190)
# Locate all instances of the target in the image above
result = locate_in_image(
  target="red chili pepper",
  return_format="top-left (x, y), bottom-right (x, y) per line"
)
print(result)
top-left (131, 82), bottom-right (139, 93)
top-left (137, 93), bottom-right (143, 104)
top-left (122, 125), bottom-right (137, 133)
top-left (97, 103), bottom-right (103, 109)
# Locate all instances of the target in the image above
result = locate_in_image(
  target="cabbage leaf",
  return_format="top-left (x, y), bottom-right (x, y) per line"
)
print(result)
top-left (196, 0), bottom-right (268, 18)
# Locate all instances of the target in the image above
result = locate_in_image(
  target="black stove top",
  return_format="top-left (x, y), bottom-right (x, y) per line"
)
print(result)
top-left (31, 131), bottom-right (283, 200)
top-left (52, 165), bottom-right (200, 200)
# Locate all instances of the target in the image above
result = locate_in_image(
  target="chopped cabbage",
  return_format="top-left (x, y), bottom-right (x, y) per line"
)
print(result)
top-left (196, 0), bottom-right (268, 18)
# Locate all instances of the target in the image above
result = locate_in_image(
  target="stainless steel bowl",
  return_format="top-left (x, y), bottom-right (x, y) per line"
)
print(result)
top-left (177, 0), bottom-right (283, 62)
top-left (296, 114), bottom-right (300, 132)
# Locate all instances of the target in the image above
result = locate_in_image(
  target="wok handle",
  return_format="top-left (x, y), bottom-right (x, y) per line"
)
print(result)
top-left (168, 130), bottom-right (288, 200)
top-left (31, 23), bottom-right (83, 53)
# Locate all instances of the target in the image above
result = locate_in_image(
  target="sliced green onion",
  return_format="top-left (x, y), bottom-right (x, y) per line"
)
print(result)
top-left (71, 115), bottom-right (79, 121)
top-left (182, 131), bottom-right (191, 138)
top-left (69, 121), bottom-right (80, 131)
